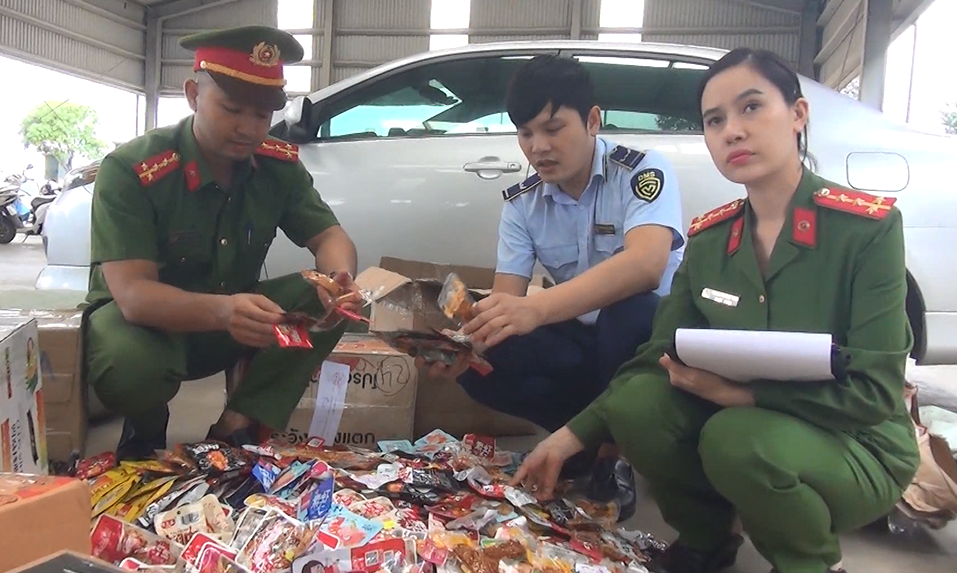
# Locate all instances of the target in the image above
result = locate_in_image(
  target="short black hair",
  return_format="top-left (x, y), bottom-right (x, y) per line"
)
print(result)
top-left (505, 55), bottom-right (595, 127)
top-left (697, 47), bottom-right (808, 155)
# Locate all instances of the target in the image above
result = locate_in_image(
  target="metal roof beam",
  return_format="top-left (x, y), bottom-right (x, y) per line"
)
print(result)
top-left (725, 0), bottom-right (804, 16)
top-left (150, 0), bottom-right (240, 20)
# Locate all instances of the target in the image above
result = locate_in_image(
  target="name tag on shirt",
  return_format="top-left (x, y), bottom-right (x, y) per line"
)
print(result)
top-left (594, 223), bottom-right (616, 235)
top-left (701, 287), bottom-right (739, 307)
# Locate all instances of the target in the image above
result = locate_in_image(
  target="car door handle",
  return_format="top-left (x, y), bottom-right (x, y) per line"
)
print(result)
top-left (463, 161), bottom-right (523, 173)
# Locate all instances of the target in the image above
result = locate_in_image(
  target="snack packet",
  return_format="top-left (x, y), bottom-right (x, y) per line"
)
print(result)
top-left (77, 451), bottom-right (118, 480)
top-left (136, 476), bottom-right (209, 530)
top-left (438, 273), bottom-right (477, 327)
top-left (179, 442), bottom-right (250, 475)
top-left (155, 494), bottom-right (235, 545)
top-left (275, 322), bottom-right (314, 349)
top-left (237, 512), bottom-right (317, 573)
top-left (92, 514), bottom-right (183, 566)
top-left (230, 507), bottom-right (272, 550)
top-left (109, 475), bottom-right (180, 522)
top-left (317, 504), bottom-right (385, 549)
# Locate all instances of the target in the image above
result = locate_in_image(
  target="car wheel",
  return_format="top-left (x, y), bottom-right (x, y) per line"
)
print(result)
top-left (0, 215), bottom-right (15, 244)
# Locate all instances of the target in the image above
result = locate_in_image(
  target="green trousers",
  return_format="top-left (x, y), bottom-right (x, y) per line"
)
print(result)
top-left (85, 274), bottom-right (344, 437)
top-left (603, 375), bottom-right (903, 573)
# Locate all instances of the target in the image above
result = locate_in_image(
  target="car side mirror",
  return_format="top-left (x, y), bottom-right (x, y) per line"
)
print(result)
top-left (285, 96), bottom-right (308, 126)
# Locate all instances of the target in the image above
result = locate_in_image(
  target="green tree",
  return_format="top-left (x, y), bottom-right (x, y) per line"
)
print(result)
top-left (19, 101), bottom-right (107, 170)
top-left (941, 102), bottom-right (957, 135)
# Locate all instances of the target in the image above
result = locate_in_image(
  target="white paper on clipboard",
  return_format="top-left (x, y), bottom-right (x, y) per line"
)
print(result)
top-left (309, 361), bottom-right (351, 443)
top-left (674, 328), bottom-right (835, 382)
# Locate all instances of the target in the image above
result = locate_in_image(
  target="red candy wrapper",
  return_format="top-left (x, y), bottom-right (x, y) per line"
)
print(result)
top-left (462, 435), bottom-right (496, 460)
top-left (92, 514), bottom-right (182, 566)
top-left (275, 323), bottom-right (314, 349)
top-left (76, 451), bottom-right (117, 480)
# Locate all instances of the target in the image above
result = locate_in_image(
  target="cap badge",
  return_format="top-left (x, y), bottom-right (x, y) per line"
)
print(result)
top-left (250, 42), bottom-right (281, 67)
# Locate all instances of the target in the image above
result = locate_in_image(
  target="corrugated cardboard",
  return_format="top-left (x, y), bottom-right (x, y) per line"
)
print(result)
top-left (274, 335), bottom-right (418, 449)
top-left (358, 258), bottom-right (538, 439)
top-left (9, 551), bottom-right (123, 573)
top-left (0, 474), bottom-right (92, 572)
top-left (0, 310), bottom-right (86, 463)
top-left (0, 317), bottom-right (48, 474)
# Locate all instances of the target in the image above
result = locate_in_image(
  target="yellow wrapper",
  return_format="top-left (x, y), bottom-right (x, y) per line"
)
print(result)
top-left (89, 467), bottom-right (136, 507)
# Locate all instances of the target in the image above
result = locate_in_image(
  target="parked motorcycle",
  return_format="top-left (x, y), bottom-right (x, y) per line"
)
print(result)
top-left (0, 164), bottom-right (55, 244)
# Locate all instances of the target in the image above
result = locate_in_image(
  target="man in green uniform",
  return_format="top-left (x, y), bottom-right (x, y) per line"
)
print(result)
top-left (515, 169), bottom-right (920, 573)
top-left (85, 26), bottom-right (358, 459)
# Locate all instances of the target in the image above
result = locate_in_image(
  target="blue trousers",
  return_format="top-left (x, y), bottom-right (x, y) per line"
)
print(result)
top-left (457, 292), bottom-right (660, 432)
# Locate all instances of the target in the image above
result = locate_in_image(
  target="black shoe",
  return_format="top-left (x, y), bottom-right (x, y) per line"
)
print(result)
top-left (115, 408), bottom-right (169, 461)
top-left (588, 457), bottom-right (637, 522)
top-left (648, 534), bottom-right (744, 573)
top-left (559, 447), bottom-right (599, 480)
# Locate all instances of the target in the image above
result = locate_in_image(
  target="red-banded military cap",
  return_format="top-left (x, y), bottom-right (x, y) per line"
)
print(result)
top-left (179, 25), bottom-right (305, 111)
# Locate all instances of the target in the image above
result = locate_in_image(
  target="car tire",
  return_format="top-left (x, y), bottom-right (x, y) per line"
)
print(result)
top-left (0, 215), bottom-right (15, 244)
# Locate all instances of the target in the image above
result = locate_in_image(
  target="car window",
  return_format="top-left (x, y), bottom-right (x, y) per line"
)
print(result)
top-left (573, 55), bottom-right (707, 133)
top-left (314, 55), bottom-right (534, 141)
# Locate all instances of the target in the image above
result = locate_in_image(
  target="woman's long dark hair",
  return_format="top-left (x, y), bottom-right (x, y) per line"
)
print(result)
top-left (697, 48), bottom-right (808, 158)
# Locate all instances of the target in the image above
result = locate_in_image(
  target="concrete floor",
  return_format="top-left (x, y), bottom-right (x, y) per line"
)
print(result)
top-left (4, 237), bottom-right (957, 572)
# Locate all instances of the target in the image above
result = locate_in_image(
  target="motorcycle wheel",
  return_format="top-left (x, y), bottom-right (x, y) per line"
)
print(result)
top-left (0, 215), bottom-right (15, 244)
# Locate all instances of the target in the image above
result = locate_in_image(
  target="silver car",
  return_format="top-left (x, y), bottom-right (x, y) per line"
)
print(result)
top-left (38, 40), bottom-right (957, 365)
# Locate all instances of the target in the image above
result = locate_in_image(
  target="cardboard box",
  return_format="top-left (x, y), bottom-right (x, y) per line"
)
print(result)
top-left (0, 474), bottom-right (92, 572)
top-left (275, 335), bottom-right (418, 449)
top-left (356, 258), bottom-right (539, 439)
top-left (0, 317), bottom-right (48, 474)
top-left (9, 551), bottom-right (123, 573)
top-left (0, 310), bottom-right (86, 463)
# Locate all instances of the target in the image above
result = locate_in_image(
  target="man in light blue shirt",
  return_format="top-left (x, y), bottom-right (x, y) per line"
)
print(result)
top-left (421, 56), bottom-right (685, 520)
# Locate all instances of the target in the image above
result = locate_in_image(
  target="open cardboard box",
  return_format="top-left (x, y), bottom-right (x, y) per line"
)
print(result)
top-left (353, 257), bottom-right (540, 439)
top-left (276, 335), bottom-right (418, 449)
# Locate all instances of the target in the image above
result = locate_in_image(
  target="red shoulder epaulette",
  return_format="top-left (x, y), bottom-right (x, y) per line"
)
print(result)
top-left (688, 198), bottom-right (745, 237)
top-left (256, 139), bottom-right (299, 162)
top-left (133, 150), bottom-right (180, 186)
top-left (813, 188), bottom-right (895, 220)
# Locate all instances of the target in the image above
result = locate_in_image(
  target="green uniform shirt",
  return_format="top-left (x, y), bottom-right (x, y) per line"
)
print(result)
top-left (568, 167), bottom-right (920, 489)
top-left (87, 116), bottom-right (338, 303)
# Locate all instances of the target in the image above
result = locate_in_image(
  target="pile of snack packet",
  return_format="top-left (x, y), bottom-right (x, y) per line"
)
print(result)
top-left (59, 431), bottom-right (665, 573)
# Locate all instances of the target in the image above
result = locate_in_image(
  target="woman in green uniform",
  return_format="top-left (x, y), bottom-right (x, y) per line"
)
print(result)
top-left (511, 48), bottom-right (920, 573)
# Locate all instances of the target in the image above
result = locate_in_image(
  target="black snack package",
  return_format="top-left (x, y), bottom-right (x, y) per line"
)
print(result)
top-left (378, 480), bottom-right (442, 506)
top-left (180, 441), bottom-right (250, 474)
top-left (411, 469), bottom-right (458, 493)
top-left (224, 474), bottom-right (266, 510)
top-left (543, 498), bottom-right (600, 531)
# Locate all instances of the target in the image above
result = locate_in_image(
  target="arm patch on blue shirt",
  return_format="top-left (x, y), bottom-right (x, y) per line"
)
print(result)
top-left (503, 173), bottom-right (543, 202)
top-left (609, 145), bottom-right (646, 170)
top-left (632, 168), bottom-right (664, 203)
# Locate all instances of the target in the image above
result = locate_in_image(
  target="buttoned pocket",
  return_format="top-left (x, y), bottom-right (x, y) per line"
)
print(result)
top-left (536, 244), bottom-right (578, 281)
top-left (594, 234), bottom-right (623, 256)
top-left (162, 230), bottom-right (212, 286)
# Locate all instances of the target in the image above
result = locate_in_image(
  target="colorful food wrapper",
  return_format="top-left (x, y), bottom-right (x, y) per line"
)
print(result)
top-left (180, 442), bottom-right (250, 475)
top-left (275, 322), bottom-right (314, 349)
top-left (109, 475), bottom-right (180, 523)
top-left (332, 488), bottom-right (366, 509)
top-left (354, 463), bottom-right (402, 490)
top-left (253, 460), bottom-right (283, 491)
top-left (137, 476), bottom-right (209, 530)
top-left (378, 440), bottom-right (416, 455)
top-left (460, 435), bottom-right (495, 461)
top-left (237, 512), bottom-right (317, 573)
top-left (195, 549), bottom-right (246, 573)
top-left (155, 494), bottom-right (235, 545)
top-left (244, 492), bottom-right (300, 519)
top-left (92, 514), bottom-right (183, 566)
top-left (293, 537), bottom-right (411, 573)
top-left (181, 532), bottom-right (236, 568)
top-left (298, 473), bottom-right (335, 523)
top-left (317, 504), bottom-right (384, 549)
top-left (229, 507), bottom-right (272, 551)
top-left (77, 451), bottom-right (118, 480)
top-left (350, 496), bottom-right (397, 521)
top-left (438, 273), bottom-right (477, 327)
top-left (269, 460), bottom-right (312, 496)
